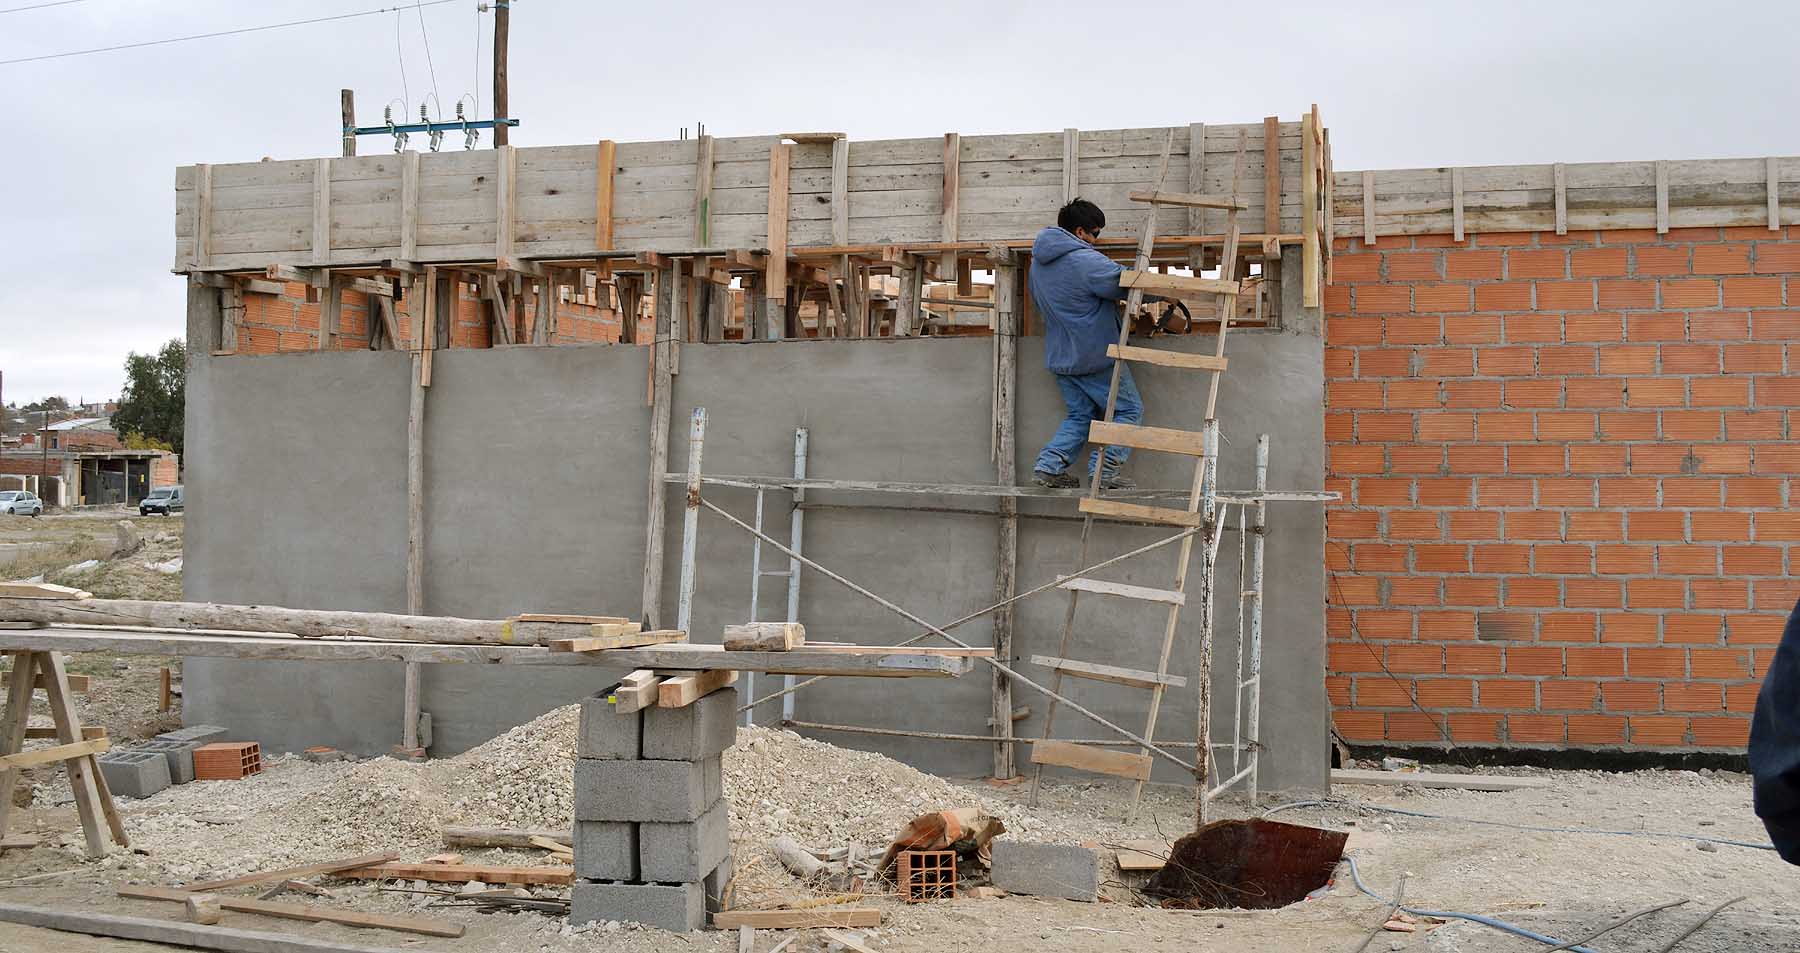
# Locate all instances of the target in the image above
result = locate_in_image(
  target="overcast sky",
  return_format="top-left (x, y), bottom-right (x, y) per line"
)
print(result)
top-left (1, 0), bottom-right (1795, 405)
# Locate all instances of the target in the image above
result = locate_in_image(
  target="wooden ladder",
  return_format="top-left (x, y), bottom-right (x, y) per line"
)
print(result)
top-left (0, 646), bottom-right (129, 857)
top-left (1028, 128), bottom-right (1251, 819)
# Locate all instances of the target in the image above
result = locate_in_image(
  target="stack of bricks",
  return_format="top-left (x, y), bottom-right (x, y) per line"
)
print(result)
top-left (1324, 226), bottom-right (1800, 752)
top-left (570, 685), bottom-right (736, 932)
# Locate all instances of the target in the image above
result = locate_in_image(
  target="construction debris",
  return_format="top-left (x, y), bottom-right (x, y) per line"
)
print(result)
top-left (1143, 819), bottom-right (1347, 910)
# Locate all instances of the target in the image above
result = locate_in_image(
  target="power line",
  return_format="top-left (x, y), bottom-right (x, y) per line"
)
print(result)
top-left (0, 0), bottom-right (87, 14)
top-left (414, 0), bottom-right (441, 120)
top-left (0, 0), bottom-right (457, 66)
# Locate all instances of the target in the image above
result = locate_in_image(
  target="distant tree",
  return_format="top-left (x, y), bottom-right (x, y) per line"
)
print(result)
top-left (122, 432), bottom-right (174, 452)
top-left (22, 396), bottom-right (69, 414)
top-left (112, 339), bottom-right (185, 457)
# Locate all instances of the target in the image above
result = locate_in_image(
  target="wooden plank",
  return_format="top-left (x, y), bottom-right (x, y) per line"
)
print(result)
top-left (1450, 166), bottom-right (1464, 242)
top-left (549, 629), bottom-right (687, 653)
top-left (1087, 420), bottom-right (1208, 456)
top-left (1063, 127), bottom-right (1080, 203)
top-left (399, 150), bottom-right (419, 261)
top-left (992, 261), bottom-right (1019, 780)
top-left (657, 669), bottom-right (739, 708)
top-left (1105, 343), bottom-right (1226, 371)
top-left (1118, 270), bottom-right (1239, 298)
top-left (527, 835), bottom-right (573, 857)
top-left (0, 655), bottom-right (36, 840)
top-left (607, 670), bottom-right (662, 714)
top-left (1186, 122), bottom-right (1205, 244)
top-left (723, 622), bottom-right (806, 652)
top-left (642, 264), bottom-right (677, 627)
top-left (24, 726), bottom-right (105, 740)
top-left (1029, 739), bottom-right (1153, 782)
top-left (1056, 576), bottom-right (1186, 606)
top-left (1128, 190), bottom-right (1245, 210)
top-left (1361, 171), bottom-right (1376, 245)
top-left (1655, 159), bottom-right (1670, 233)
top-left (337, 863), bottom-right (572, 886)
top-left (1770, 156), bottom-right (1782, 231)
top-left (692, 134), bottom-right (715, 246)
top-left (711, 909), bottom-right (882, 929)
top-left (37, 653), bottom-right (109, 857)
top-left (796, 644), bottom-right (994, 658)
top-left (1115, 839), bottom-right (1171, 871)
top-left (311, 158), bottom-right (331, 264)
top-left (764, 143), bottom-right (790, 312)
top-left (187, 852), bottom-right (401, 892)
top-left (1553, 162), bottom-right (1568, 235)
top-left (1077, 496), bottom-right (1203, 528)
top-left (117, 886), bottom-right (465, 938)
top-left (515, 613), bottom-right (629, 625)
top-left (25, 673), bottom-right (88, 692)
top-left (823, 930), bottom-right (879, 953)
top-left (830, 137), bottom-right (849, 246)
top-left (1030, 655), bottom-right (1186, 689)
top-left (594, 139), bottom-right (617, 250)
top-left (1330, 768), bottom-right (1550, 792)
top-left (1263, 116), bottom-right (1281, 235)
top-left (939, 132), bottom-right (960, 284)
top-left (194, 164), bottom-right (213, 269)
top-left (441, 826), bottom-right (572, 850)
top-left (1302, 112), bottom-right (1319, 307)
top-left (0, 584), bottom-right (89, 600)
top-left (0, 903), bottom-right (439, 953)
top-left (0, 738), bottom-right (107, 769)
top-left (496, 144), bottom-right (517, 264)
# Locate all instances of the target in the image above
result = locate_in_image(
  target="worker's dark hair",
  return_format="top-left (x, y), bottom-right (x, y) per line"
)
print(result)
top-left (1057, 198), bottom-right (1106, 235)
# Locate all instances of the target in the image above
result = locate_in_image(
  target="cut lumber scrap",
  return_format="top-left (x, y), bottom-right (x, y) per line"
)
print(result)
top-left (1087, 420), bottom-right (1208, 456)
top-left (823, 930), bottom-right (880, 953)
top-left (1114, 839), bottom-right (1170, 871)
top-left (712, 908), bottom-right (882, 929)
top-left (0, 902), bottom-right (431, 953)
top-left (0, 584), bottom-right (89, 601)
top-left (118, 886), bottom-right (466, 938)
top-left (592, 621), bottom-right (643, 638)
top-left (1056, 576), bottom-right (1187, 606)
top-left (28, 673), bottom-right (89, 692)
top-left (607, 670), bottom-right (662, 714)
top-left (1077, 497), bottom-right (1202, 528)
top-left (528, 835), bottom-right (573, 856)
top-left (513, 613), bottom-right (629, 625)
top-left (1118, 270), bottom-right (1241, 299)
top-left (186, 852), bottom-right (400, 892)
top-left (0, 835), bottom-right (38, 850)
top-left (550, 629), bottom-right (686, 653)
top-left (421, 853), bottom-right (463, 865)
top-left (336, 863), bottom-right (573, 886)
top-left (1128, 190), bottom-right (1246, 210)
top-left (0, 738), bottom-right (108, 769)
top-left (1029, 739), bottom-right (1153, 782)
top-left (657, 669), bottom-right (739, 708)
top-left (441, 827), bottom-right (571, 850)
top-left (722, 622), bottom-right (806, 652)
top-left (1105, 344), bottom-right (1227, 372)
top-left (1029, 655), bottom-right (1187, 690)
top-left (1330, 768), bottom-right (1549, 792)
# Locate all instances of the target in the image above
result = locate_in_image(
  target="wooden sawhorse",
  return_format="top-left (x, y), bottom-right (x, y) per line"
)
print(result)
top-left (0, 650), bottom-right (127, 857)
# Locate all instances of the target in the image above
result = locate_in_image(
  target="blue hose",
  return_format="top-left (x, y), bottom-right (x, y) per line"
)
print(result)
top-left (1343, 854), bottom-right (1598, 953)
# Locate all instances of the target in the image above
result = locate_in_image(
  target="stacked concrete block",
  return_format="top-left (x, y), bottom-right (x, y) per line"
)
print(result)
top-left (155, 725), bottom-right (229, 747)
top-left (95, 750), bottom-right (173, 799)
top-left (134, 739), bottom-right (200, 784)
top-left (570, 686), bottom-right (737, 932)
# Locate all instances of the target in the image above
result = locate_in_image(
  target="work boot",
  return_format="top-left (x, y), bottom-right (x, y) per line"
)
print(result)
top-left (1098, 471), bottom-right (1137, 491)
top-left (1033, 469), bottom-right (1080, 489)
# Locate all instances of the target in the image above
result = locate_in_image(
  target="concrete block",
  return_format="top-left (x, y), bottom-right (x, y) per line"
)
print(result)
top-left (703, 852), bottom-right (733, 914)
top-left (133, 739), bottom-right (198, 784)
top-left (95, 750), bottom-right (172, 799)
top-left (156, 725), bottom-right (229, 746)
top-left (641, 687), bottom-right (738, 761)
top-left (640, 798), bottom-right (729, 883)
top-left (574, 755), bottom-right (720, 823)
top-left (578, 695), bottom-right (641, 760)
top-left (990, 840), bottom-right (1103, 901)
top-left (571, 880), bottom-right (704, 932)
top-left (573, 820), bottom-right (638, 881)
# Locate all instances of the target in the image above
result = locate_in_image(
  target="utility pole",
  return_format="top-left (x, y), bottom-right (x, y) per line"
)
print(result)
top-left (40, 410), bottom-right (48, 501)
top-left (340, 89), bottom-right (356, 157)
top-left (492, 1), bottom-right (509, 146)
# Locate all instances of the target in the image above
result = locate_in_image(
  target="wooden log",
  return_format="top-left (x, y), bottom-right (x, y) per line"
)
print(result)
top-left (0, 598), bottom-right (537, 647)
top-left (187, 852), bottom-right (400, 892)
top-left (722, 622), bottom-right (805, 652)
top-left (336, 863), bottom-right (572, 886)
top-left (657, 669), bottom-right (738, 708)
top-left (711, 908), bottom-right (882, 929)
top-left (119, 886), bottom-right (465, 938)
top-left (0, 902), bottom-right (431, 953)
top-left (185, 894), bottom-right (222, 925)
top-left (441, 826), bottom-right (572, 850)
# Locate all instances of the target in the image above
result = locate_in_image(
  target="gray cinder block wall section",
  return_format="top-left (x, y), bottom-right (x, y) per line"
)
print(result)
top-left (181, 249), bottom-right (1327, 794)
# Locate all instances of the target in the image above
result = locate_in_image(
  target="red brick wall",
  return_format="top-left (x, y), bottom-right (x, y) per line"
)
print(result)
top-left (151, 453), bottom-right (179, 488)
top-left (1325, 226), bottom-right (1799, 752)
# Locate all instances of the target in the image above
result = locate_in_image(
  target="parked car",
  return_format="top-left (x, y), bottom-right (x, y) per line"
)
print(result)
top-left (139, 485), bottom-right (184, 516)
top-left (0, 490), bottom-right (42, 517)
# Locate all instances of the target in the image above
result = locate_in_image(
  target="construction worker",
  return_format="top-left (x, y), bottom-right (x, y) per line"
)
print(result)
top-left (1027, 198), bottom-right (1141, 490)
top-left (1752, 596), bottom-right (1800, 863)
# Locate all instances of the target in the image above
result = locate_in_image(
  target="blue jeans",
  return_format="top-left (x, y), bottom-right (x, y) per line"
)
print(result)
top-left (1034, 366), bottom-right (1144, 477)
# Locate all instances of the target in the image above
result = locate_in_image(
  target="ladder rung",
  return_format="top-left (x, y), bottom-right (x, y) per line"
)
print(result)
top-left (760, 571), bottom-right (792, 577)
top-left (1120, 270), bottom-right (1242, 299)
top-left (1031, 655), bottom-right (1188, 689)
top-left (1078, 496), bottom-right (1202, 528)
top-left (1106, 343), bottom-right (1227, 372)
top-left (1029, 739), bottom-right (1153, 781)
top-left (1057, 576), bottom-right (1187, 606)
top-left (1087, 420), bottom-right (1207, 456)
top-left (1128, 189), bottom-right (1246, 211)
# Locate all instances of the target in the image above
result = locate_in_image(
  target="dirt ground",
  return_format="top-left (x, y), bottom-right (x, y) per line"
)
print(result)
top-left (0, 511), bottom-right (1795, 952)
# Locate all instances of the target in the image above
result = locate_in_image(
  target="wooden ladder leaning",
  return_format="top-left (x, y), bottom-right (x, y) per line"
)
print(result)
top-left (1027, 128), bottom-right (1251, 820)
top-left (0, 606), bottom-right (129, 856)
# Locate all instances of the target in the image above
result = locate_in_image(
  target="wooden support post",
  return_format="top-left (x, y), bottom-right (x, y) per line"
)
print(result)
top-left (193, 163), bottom-right (213, 270)
top-left (595, 140), bottom-right (617, 251)
top-left (991, 262), bottom-right (1019, 780)
top-left (496, 144), bottom-right (517, 267)
top-left (1062, 128), bottom-right (1080, 203)
top-left (894, 261), bottom-right (921, 337)
top-left (38, 652), bottom-right (113, 856)
top-left (643, 265), bottom-right (679, 629)
top-left (1262, 116), bottom-right (1280, 237)
top-left (693, 134), bottom-right (715, 246)
top-left (312, 158), bottom-right (331, 266)
top-left (939, 133), bottom-right (960, 285)
top-left (340, 89), bottom-right (356, 158)
top-left (0, 655), bottom-right (35, 839)
top-left (1186, 123), bottom-right (1204, 269)
top-left (1770, 157), bottom-right (1783, 231)
top-left (317, 276), bottom-right (342, 351)
top-left (400, 150), bottom-right (419, 262)
top-left (1655, 159), bottom-right (1670, 234)
top-left (764, 143), bottom-right (791, 340)
top-left (219, 281), bottom-right (243, 353)
top-left (1553, 162), bottom-right (1568, 235)
top-left (1450, 166), bottom-right (1465, 242)
top-left (492, 0), bottom-right (509, 146)
top-left (1361, 171), bottom-right (1376, 245)
top-left (617, 273), bottom-right (639, 345)
top-left (1301, 112), bottom-right (1319, 307)
top-left (404, 275), bottom-right (429, 753)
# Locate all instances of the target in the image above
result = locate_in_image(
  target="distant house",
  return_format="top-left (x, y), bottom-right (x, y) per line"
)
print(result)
top-left (35, 417), bottom-right (123, 453)
top-left (0, 417), bottom-right (175, 506)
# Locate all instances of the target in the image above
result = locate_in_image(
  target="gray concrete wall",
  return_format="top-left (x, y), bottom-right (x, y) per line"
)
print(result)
top-left (183, 295), bottom-right (1327, 794)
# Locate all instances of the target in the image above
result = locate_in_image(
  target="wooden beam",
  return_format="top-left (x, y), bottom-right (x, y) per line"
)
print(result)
top-left (764, 143), bottom-right (790, 338)
top-left (37, 652), bottom-right (112, 856)
top-left (1030, 655), bottom-right (1187, 689)
top-left (1055, 575), bottom-right (1187, 606)
top-left (337, 863), bottom-right (572, 886)
top-left (0, 903), bottom-right (441, 953)
top-left (1062, 127), bottom-right (1080, 204)
top-left (0, 738), bottom-right (107, 770)
top-left (1332, 768), bottom-right (1549, 792)
top-left (607, 670), bottom-right (662, 714)
top-left (496, 144), bottom-right (516, 266)
top-left (186, 852), bottom-right (401, 892)
top-left (1450, 166), bottom-right (1465, 242)
top-left (1129, 190), bottom-right (1244, 210)
top-left (1301, 110), bottom-right (1320, 307)
top-left (0, 655), bottom-right (36, 841)
top-left (939, 132), bottom-right (960, 284)
top-left (1029, 739), bottom-right (1153, 782)
top-left (1075, 496), bottom-right (1203, 528)
top-left (1186, 123), bottom-right (1205, 249)
top-left (642, 264), bottom-right (677, 628)
top-left (830, 137), bottom-right (849, 247)
top-left (711, 909), bottom-right (881, 929)
top-left (1361, 171), bottom-right (1376, 245)
top-left (0, 584), bottom-right (87, 600)
top-left (194, 164), bottom-right (213, 270)
top-left (1262, 115), bottom-right (1281, 236)
top-left (1117, 270), bottom-right (1239, 298)
top-left (594, 140), bottom-right (616, 250)
top-left (1106, 343), bottom-right (1226, 371)
top-left (1655, 159), bottom-right (1670, 234)
top-left (779, 132), bottom-right (846, 144)
top-left (311, 158), bottom-right (331, 266)
top-left (693, 135), bottom-right (714, 246)
top-left (400, 150), bottom-right (419, 261)
top-left (1553, 162), bottom-right (1568, 235)
top-left (24, 726), bottom-right (105, 740)
top-left (1770, 156), bottom-right (1782, 231)
top-left (117, 886), bottom-right (465, 938)
top-left (549, 629), bottom-right (687, 653)
top-left (657, 669), bottom-right (738, 708)
top-left (992, 262), bottom-right (1019, 780)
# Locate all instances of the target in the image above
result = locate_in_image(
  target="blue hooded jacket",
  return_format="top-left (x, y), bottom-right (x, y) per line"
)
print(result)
top-left (1029, 226), bottom-right (1128, 375)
